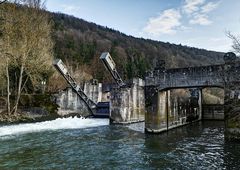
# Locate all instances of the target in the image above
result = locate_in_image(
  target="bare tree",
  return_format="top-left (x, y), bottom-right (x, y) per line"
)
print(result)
top-left (0, 3), bottom-right (16, 114)
top-left (0, 1), bottom-right (53, 115)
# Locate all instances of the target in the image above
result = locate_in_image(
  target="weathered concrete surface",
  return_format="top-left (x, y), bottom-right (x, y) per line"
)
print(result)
top-left (224, 62), bottom-right (240, 140)
top-left (84, 79), bottom-right (102, 103)
top-left (145, 64), bottom-right (224, 90)
top-left (110, 78), bottom-right (145, 124)
top-left (55, 80), bottom-right (102, 116)
top-left (55, 87), bottom-right (89, 116)
top-left (110, 87), bottom-right (132, 123)
top-left (145, 91), bottom-right (167, 132)
top-left (145, 88), bottom-right (201, 133)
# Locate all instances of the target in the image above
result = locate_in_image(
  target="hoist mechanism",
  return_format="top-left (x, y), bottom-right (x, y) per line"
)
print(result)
top-left (53, 59), bottom-right (98, 117)
top-left (100, 52), bottom-right (125, 87)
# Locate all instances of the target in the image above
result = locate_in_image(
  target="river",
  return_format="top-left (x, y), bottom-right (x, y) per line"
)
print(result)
top-left (0, 118), bottom-right (239, 169)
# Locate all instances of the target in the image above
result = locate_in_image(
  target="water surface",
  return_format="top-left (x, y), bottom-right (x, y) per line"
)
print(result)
top-left (0, 118), bottom-right (239, 169)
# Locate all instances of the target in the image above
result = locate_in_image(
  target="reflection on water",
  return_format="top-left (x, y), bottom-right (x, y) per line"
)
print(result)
top-left (0, 120), bottom-right (239, 169)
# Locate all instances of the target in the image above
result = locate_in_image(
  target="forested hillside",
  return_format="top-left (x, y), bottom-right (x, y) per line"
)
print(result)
top-left (48, 12), bottom-right (225, 91)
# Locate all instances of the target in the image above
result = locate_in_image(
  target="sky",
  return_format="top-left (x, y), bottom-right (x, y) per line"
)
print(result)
top-left (46, 0), bottom-right (240, 52)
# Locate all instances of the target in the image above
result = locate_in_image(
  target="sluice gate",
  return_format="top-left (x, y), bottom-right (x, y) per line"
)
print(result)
top-left (53, 59), bottom-right (109, 118)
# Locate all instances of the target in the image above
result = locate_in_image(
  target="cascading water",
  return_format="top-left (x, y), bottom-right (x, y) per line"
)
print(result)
top-left (0, 117), bottom-right (109, 138)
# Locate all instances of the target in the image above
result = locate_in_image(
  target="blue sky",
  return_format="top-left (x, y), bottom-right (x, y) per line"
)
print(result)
top-left (46, 0), bottom-right (240, 52)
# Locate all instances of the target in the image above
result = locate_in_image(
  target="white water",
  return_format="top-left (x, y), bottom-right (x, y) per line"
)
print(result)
top-left (0, 117), bottom-right (109, 137)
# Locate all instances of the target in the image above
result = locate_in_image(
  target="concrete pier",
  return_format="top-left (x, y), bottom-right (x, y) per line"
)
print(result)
top-left (145, 88), bottom-right (202, 133)
top-left (110, 78), bottom-right (145, 124)
top-left (224, 61), bottom-right (240, 140)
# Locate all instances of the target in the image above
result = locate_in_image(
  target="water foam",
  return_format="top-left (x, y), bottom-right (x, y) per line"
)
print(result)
top-left (0, 117), bottom-right (109, 137)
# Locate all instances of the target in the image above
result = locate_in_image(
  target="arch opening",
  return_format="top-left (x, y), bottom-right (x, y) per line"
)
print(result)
top-left (202, 87), bottom-right (224, 120)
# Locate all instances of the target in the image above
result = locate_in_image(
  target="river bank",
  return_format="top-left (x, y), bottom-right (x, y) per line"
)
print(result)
top-left (0, 108), bottom-right (89, 125)
top-left (0, 94), bottom-right (61, 125)
top-left (0, 111), bottom-right (60, 125)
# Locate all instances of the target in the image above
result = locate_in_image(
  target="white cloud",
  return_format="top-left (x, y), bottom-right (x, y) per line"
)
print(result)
top-left (190, 14), bottom-right (212, 25)
top-left (183, 0), bottom-right (205, 14)
top-left (61, 5), bottom-right (80, 15)
top-left (142, 0), bottom-right (220, 36)
top-left (143, 9), bottom-right (181, 36)
top-left (183, 0), bottom-right (220, 25)
top-left (201, 2), bottom-right (219, 13)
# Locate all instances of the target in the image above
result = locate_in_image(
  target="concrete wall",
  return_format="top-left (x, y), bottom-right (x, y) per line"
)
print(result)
top-left (225, 88), bottom-right (240, 140)
top-left (224, 62), bottom-right (240, 140)
top-left (101, 91), bottom-right (110, 102)
top-left (110, 78), bottom-right (145, 124)
top-left (145, 88), bottom-right (202, 133)
top-left (55, 87), bottom-right (88, 116)
top-left (55, 80), bottom-right (102, 116)
top-left (84, 80), bottom-right (102, 103)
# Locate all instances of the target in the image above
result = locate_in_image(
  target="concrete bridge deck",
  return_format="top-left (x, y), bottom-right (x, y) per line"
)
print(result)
top-left (146, 64), bottom-right (225, 91)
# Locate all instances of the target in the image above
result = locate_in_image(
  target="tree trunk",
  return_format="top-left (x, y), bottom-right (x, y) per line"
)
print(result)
top-left (13, 64), bottom-right (24, 115)
top-left (6, 61), bottom-right (10, 115)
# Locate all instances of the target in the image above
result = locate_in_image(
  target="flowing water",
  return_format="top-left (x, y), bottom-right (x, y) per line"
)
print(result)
top-left (0, 118), bottom-right (239, 169)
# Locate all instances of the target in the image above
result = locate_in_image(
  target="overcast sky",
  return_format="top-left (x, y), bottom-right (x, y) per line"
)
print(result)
top-left (46, 0), bottom-right (240, 52)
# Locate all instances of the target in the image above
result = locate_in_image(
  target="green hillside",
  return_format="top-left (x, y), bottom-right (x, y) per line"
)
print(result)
top-left (51, 13), bottom-right (224, 83)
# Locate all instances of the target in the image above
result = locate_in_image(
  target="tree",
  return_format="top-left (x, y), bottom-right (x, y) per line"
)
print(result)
top-left (0, 2), bottom-right (16, 114)
top-left (0, 1), bottom-right (53, 114)
top-left (227, 31), bottom-right (240, 54)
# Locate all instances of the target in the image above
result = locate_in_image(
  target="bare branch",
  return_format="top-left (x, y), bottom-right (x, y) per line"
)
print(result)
top-left (0, 0), bottom-right (7, 5)
top-left (227, 31), bottom-right (240, 54)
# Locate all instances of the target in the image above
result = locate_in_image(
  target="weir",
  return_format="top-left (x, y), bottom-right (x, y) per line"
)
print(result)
top-left (145, 52), bottom-right (240, 140)
top-left (53, 52), bottom-right (240, 140)
top-left (53, 53), bottom-right (145, 123)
